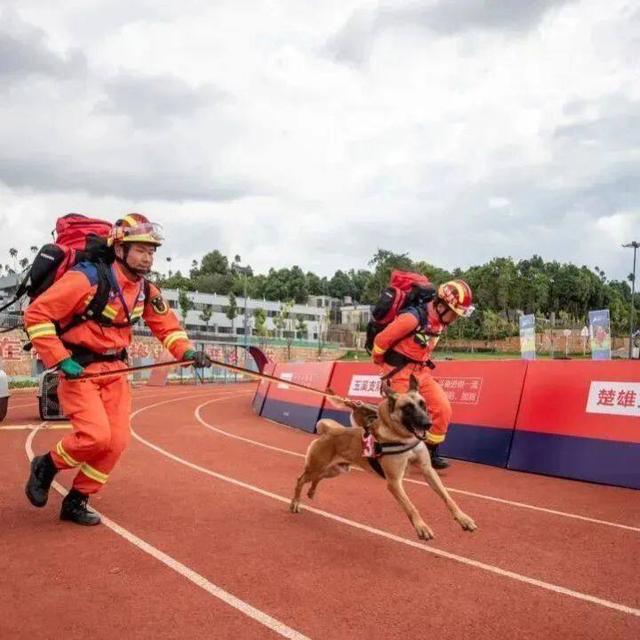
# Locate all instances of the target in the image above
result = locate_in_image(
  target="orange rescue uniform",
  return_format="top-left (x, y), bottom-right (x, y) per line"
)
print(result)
top-left (24, 261), bottom-right (193, 494)
top-left (372, 310), bottom-right (450, 445)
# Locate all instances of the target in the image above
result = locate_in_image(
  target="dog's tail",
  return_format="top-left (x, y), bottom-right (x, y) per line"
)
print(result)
top-left (316, 419), bottom-right (348, 437)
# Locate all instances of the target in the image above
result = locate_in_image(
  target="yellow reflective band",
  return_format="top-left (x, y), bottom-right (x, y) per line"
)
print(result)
top-left (372, 344), bottom-right (386, 354)
top-left (426, 433), bottom-right (445, 445)
top-left (27, 322), bottom-right (56, 332)
top-left (56, 441), bottom-right (81, 467)
top-left (163, 331), bottom-right (189, 349)
top-left (123, 215), bottom-right (139, 227)
top-left (79, 463), bottom-right (108, 484)
top-left (26, 322), bottom-right (57, 339)
top-left (101, 305), bottom-right (118, 319)
top-left (27, 327), bottom-right (57, 339)
top-left (131, 304), bottom-right (144, 318)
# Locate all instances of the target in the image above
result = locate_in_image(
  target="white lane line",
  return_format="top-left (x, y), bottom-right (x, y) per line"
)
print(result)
top-left (194, 400), bottom-right (640, 534)
top-left (25, 395), bottom-right (310, 640)
top-left (133, 407), bottom-right (640, 619)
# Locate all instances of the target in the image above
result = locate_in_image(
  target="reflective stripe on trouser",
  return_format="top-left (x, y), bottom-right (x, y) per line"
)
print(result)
top-left (380, 363), bottom-right (452, 445)
top-left (50, 361), bottom-right (132, 495)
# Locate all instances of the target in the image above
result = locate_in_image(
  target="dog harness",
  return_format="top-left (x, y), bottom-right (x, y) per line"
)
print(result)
top-left (362, 434), bottom-right (422, 479)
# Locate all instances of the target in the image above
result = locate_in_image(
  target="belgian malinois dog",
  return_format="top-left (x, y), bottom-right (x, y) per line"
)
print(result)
top-left (289, 375), bottom-right (477, 541)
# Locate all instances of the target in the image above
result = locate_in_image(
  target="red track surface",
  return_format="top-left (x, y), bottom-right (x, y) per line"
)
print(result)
top-left (1, 383), bottom-right (639, 639)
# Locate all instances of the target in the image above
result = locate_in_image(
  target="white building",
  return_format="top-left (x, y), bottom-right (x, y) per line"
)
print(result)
top-left (163, 290), bottom-right (329, 341)
top-left (340, 304), bottom-right (372, 330)
top-left (0, 275), bottom-right (333, 343)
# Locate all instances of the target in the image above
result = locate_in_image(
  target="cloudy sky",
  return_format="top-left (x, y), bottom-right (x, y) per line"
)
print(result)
top-left (0, 0), bottom-right (638, 281)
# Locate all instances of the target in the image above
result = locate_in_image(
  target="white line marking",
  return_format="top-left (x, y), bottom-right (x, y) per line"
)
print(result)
top-left (194, 400), bottom-right (640, 534)
top-left (132, 408), bottom-right (640, 619)
top-left (25, 395), bottom-right (309, 640)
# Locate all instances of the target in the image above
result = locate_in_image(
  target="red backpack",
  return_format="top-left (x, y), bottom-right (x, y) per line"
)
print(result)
top-left (364, 270), bottom-right (436, 354)
top-left (1, 214), bottom-right (114, 320)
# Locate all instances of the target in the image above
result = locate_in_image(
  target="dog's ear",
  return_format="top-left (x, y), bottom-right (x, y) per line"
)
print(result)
top-left (380, 380), bottom-right (396, 399)
top-left (408, 374), bottom-right (419, 393)
top-left (380, 380), bottom-right (397, 412)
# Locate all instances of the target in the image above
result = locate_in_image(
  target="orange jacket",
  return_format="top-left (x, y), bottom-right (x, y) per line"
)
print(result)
top-left (372, 308), bottom-right (444, 365)
top-left (24, 261), bottom-right (193, 368)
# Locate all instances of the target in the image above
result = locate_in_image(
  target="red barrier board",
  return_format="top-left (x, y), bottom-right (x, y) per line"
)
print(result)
top-left (510, 361), bottom-right (640, 488)
top-left (324, 360), bottom-right (527, 427)
top-left (431, 360), bottom-right (528, 429)
top-left (514, 361), bottom-right (640, 443)
top-left (261, 361), bottom-right (335, 432)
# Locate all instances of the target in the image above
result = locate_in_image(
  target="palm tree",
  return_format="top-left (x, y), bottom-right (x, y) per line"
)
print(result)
top-left (30, 246), bottom-right (39, 254)
top-left (9, 248), bottom-right (18, 272)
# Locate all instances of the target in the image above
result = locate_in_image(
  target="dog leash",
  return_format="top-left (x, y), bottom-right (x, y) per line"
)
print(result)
top-left (63, 357), bottom-right (349, 403)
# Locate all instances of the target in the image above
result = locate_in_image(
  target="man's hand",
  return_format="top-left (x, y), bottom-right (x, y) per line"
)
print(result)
top-left (58, 358), bottom-right (85, 379)
top-left (184, 349), bottom-right (213, 368)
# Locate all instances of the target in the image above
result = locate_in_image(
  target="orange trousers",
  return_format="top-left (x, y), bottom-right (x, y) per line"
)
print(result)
top-left (381, 363), bottom-right (451, 445)
top-left (50, 361), bottom-right (131, 495)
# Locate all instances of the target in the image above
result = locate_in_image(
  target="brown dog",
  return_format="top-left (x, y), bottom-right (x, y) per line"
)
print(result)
top-left (289, 375), bottom-right (477, 541)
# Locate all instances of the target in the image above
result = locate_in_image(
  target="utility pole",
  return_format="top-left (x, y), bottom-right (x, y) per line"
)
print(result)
top-left (622, 241), bottom-right (639, 358)
top-left (233, 255), bottom-right (250, 350)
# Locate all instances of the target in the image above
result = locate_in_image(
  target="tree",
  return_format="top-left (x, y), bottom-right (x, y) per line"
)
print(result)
top-left (364, 249), bottom-right (414, 302)
top-left (199, 305), bottom-right (213, 333)
top-left (328, 270), bottom-right (353, 300)
top-left (178, 289), bottom-right (194, 325)
top-left (296, 316), bottom-right (308, 340)
top-left (253, 307), bottom-right (268, 347)
top-left (274, 301), bottom-right (295, 359)
top-left (226, 292), bottom-right (238, 334)
top-left (9, 247), bottom-right (18, 272)
top-left (348, 269), bottom-right (372, 303)
top-left (199, 250), bottom-right (229, 276)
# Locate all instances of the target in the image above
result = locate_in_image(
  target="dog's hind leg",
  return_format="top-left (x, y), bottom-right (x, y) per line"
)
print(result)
top-left (307, 463), bottom-right (349, 499)
top-left (290, 470), bottom-right (312, 513)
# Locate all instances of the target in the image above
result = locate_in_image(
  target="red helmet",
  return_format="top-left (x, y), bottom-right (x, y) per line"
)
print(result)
top-left (437, 279), bottom-right (474, 317)
top-left (111, 213), bottom-right (164, 246)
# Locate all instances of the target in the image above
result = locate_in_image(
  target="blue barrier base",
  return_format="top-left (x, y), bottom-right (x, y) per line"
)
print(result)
top-left (508, 430), bottom-right (640, 489)
top-left (261, 399), bottom-right (321, 433)
top-left (440, 423), bottom-right (513, 467)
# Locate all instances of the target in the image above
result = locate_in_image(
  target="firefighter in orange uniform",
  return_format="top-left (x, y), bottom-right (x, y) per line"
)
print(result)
top-left (372, 280), bottom-right (474, 469)
top-left (24, 214), bottom-right (210, 525)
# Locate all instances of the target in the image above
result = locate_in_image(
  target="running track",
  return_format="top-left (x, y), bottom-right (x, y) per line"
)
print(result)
top-left (1, 384), bottom-right (639, 639)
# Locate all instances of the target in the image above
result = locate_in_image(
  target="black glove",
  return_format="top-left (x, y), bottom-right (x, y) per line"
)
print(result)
top-left (184, 349), bottom-right (212, 368)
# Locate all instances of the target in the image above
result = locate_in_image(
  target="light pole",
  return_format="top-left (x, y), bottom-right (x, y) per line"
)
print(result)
top-left (623, 241), bottom-right (639, 358)
top-left (233, 255), bottom-right (250, 350)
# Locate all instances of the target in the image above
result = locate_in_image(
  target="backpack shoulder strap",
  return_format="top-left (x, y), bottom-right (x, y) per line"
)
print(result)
top-left (57, 262), bottom-right (114, 336)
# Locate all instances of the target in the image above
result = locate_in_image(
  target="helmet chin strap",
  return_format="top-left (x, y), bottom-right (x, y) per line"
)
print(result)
top-left (434, 298), bottom-right (452, 324)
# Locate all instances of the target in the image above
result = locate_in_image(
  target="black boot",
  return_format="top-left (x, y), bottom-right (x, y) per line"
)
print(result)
top-left (60, 489), bottom-right (101, 526)
top-left (427, 444), bottom-right (450, 470)
top-left (25, 453), bottom-right (59, 507)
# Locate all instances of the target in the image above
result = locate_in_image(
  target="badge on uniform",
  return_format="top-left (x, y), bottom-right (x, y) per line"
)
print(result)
top-left (150, 296), bottom-right (168, 315)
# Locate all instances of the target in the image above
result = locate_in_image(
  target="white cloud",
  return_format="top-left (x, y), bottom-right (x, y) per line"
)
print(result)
top-left (0, 0), bottom-right (639, 283)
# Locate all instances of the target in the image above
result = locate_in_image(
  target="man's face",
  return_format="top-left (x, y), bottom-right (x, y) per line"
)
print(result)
top-left (429, 299), bottom-right (459, 326)
top-left (119, 242), bottom-right (156, 274)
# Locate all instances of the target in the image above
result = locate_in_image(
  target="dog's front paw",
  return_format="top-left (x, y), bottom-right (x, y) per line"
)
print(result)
top-left (415, 521), bottom-right (435, 541)
top-left (454, 511), bottom-right (477, 532)
top-left (289, 500), bottom-right (301, 514)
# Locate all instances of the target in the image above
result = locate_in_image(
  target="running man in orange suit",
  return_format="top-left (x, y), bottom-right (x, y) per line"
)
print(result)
top-left (24, 214), bottom-right (211, 525)
top-left (372, 280), bottom-right (474, 469)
